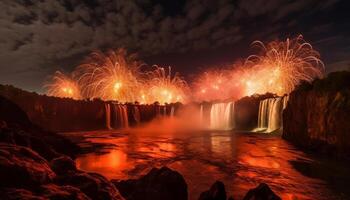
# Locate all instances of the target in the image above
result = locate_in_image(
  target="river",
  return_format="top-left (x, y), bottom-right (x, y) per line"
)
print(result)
top-left (63, 129), bottom-right (350, 200)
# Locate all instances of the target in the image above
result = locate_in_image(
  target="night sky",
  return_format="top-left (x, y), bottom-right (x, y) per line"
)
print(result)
top-left (1, 0), bottom-right (349, 92)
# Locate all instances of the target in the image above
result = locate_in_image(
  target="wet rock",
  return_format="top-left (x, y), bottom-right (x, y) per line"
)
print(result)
top-left (243, 183), bottom-right (281, 200)
top-left (0, 188), bottom-right (45, 200)
top-left (0, 184), bottom-right (91, 200)
top-left (50, 156), bottom-right (77, 175)
top-left (55, 171), bottom-right (124, 200)
top-left (39, 184), bottom-right (91, 200)
top-left (0, 143), bottom-right (56, 188)
top-left (113, 167), bottom-right (188, 200)
top-left (198, 181), bottom-right (226, 200)
top-left (0, 126), bottom-right (59, 160)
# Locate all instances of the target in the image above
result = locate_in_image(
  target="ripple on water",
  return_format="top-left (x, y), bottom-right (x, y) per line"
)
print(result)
top-left (64, 130), bottom-right (350, 200)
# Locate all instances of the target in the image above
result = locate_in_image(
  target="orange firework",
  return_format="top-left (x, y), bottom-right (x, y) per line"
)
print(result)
top-left (74, 49), bottom-right (143, 102)
top-left (144, 66), bottom-right (189, 104)
top-left (45, 71), bottom-right (81, 99)
top-left (245, 35), bottom-right (324, 95)
top-left (193, 68), bottom-right (244, 101)
top-left (194, 35), bottom-right (325, 101)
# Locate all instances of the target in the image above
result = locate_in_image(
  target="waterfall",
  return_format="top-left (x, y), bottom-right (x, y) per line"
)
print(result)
top-left (209, 102), bottom-right (235, 130)
top-left (170, 106), bottom-right (175, 117)
top-left (164, 106), bottom-right (167, 116)
top-left (113, 104), bottom-right (129, 129)
top-left (121, 105), bottom-right (129, 128)
top-left (256, 96), bottom-right (288, 133)
top-left (133, 106), bottom-right (140, 125)
top-left (105, 104), bottom-right (111, 129)
top-left (199, 104), bottom-right (203, 124)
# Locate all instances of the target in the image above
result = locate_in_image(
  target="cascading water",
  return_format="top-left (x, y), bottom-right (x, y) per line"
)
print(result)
top-left (210, 102), bottom-right (235, 130)
top-left (256, 96), bottom-right (288, 133)
top-left (199, 104), bottom-right (203, 124)
top-left (113, 104), bottom-right (129, 129)
top-left (170, 106), bottom-right (175, 117)
top-left (133, 106), bottom-right (140, 125)
top-left (105, 104), bottom-right (111, 129)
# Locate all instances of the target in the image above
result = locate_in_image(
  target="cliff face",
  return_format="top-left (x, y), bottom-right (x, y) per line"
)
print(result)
top-left (0, 85), bottom-right (178, 132)
top-left (0, 85), bottom-right (107, 132)
top-left (283, 71), bottom-right (350, 158)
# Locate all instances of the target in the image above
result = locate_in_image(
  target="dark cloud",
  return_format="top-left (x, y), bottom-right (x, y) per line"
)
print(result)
top-left (0, 0), bottom-right (348, 91)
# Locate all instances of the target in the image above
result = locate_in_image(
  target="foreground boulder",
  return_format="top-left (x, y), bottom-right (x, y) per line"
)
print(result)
top-left (55, 172), bottom-right (125, 200)
top-left (0, 143), bottom-right (55, 188)
top-left (113, 167), bottom-right (188, 200)
top-left (50, 156), bottom-right (77, 175)
top-left (0, 143), bottom-right (125, 200)
top-left (198, 181), bottom-right (226, 200)
top-left (243, 183), bottom-right (281, 200)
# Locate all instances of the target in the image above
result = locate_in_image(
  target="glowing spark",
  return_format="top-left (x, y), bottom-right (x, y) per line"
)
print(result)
top-left (193, 35), bottom-right (324, 101)
top-left (45, 71), bottom-right (81, 100)
top-left (74, 48), bottom-right (143, 102)
top-left (145, 66), bottom-right (189, 104)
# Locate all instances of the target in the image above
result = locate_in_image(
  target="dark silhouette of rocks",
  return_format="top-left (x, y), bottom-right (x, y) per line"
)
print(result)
top-left (0, 95), bottom-right (79, 160)
top-left (50, 156), bottom-right (77, 175)
top-left (283, 71), bottom-right (350, 158)
top-left (113, 167), bottom-right (188, 200)
top-left (54, 170), bottom-right (124, 200)
top-left (198, 181), bottom-right (226, 200)
top-left (0, 143), bottom-right (55, 188)
top-left (242, 183), bottom-right (281, 200)
top-left (0, 95), bottom-right (125, 200)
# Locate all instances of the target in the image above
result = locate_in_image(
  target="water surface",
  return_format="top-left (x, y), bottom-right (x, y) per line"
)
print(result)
top-left (63, 130), bottom-right (349, 200)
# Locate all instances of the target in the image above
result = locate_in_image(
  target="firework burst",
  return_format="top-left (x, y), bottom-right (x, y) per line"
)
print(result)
top-left (193, 35), bottom-right (325, 101)
top-left (193, 68), bottom-right (245, 101)
top-left (45, 71), bottom-right (81, 100)
top-left (74, 49), bottom-right (143, 102)
top-left (245, 35), bottom-right (325, 95)
top-left (144, 66), bottom-right (189, 104)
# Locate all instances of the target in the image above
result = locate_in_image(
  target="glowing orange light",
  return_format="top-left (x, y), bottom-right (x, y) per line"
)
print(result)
top-left (45, 71), bottom-right (81, 100)
top-left (74, 49), bottom-right (142, 102)
top-left (193, 35), bottom-right (324, 101)
top-left (145, 66), bottom-right (189, 104)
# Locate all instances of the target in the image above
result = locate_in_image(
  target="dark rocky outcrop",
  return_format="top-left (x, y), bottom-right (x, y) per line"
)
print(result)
top-left (242, 183), bottom-right (281, 200)
top-left (283, 71), bottom-right (350, 158)
top-left (55, 170), bottom-right (125, 200)
top-left (0, 96), bottom-right (125, 200)
top-left (113, 167), bottom-right (188, 200)
top-left (0, 143), bottom-right (56, 188)
top-left (50, 156), bottom-right (77, 175)
top-left (0, 142), bottom-right (124, 200)
top-left (38, 184), bottom-right (91, 200)
top-left (0, 95), bottom-right (79, 160)
top-left (198, 181), bottom-right (226, 200)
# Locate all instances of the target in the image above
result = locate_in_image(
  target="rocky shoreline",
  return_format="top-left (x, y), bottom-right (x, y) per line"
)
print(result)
top-left (0, 93), bottom-right (281, 200)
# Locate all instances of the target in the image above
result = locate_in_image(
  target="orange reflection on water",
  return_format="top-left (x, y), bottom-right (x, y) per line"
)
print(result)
top-left (76, 149), bottom-right (132, 179)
